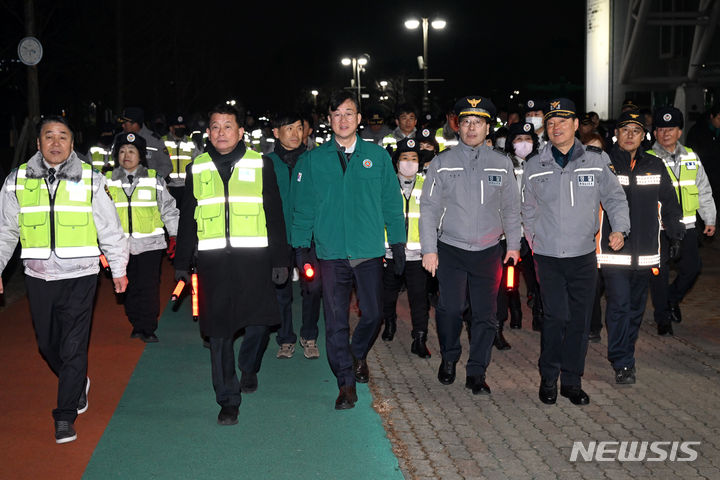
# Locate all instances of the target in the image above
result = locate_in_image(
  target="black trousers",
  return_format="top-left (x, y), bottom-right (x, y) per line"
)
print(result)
top-left (497, 238), bottom-right (539, 326)
top-left (209, 326), bottom-right (269, 407)
top-left (590, 272), bottom-right (605, 333)
top-left (25, 274), bottom-right (97, 422)
top-left (650, 228), bottom-right (702, 325)
top-left (124, 249), bottom-right (163, 334)
top-left (319, 258), bottom-right (383, 388)
top-left (436, 242), bottom-right (502, 377)
top-left (383, 258), bottom-right (430, 336)
top-left (534, 252), bottom-right (597, 386)
top-left (275, 247), bottom-right (322, 344)
top-left (602, 267), bottom-right (651, 370)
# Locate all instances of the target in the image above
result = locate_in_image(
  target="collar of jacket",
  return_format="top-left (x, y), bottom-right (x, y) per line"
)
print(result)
top-left (329, 133), bottom-right (368, 155)
top-left (111, 164), bottom-right (149, 181)
top-left (273, 141), bottom-right (306, 167)
top-left (609, 143), bottom-right (634, 172)
top-left (456, 139), bottom-right (486, 157)
top-left (651, 140), bottom-right (687, 158)
top-left (540, 137), bottom-right (584, 167)
top-left (25, 151), bottom-right (84, 182)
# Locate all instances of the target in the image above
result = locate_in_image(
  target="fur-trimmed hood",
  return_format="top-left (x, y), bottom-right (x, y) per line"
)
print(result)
top-left (24, 151), bottom-right (85, 182)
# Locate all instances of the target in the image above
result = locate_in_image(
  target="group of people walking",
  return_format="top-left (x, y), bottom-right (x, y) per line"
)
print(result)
top-left (0, 89), bottom-right (715, 442)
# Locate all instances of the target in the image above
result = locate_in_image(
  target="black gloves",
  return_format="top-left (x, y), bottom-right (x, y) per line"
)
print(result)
top-left (669, 240), bottom-right (682, 261)
top-left (272, 267), bottom-right (289, 285)
top-left (174, 269), bottom-right (190, 284)
top-left (390, 243), bottom-right (406, 275)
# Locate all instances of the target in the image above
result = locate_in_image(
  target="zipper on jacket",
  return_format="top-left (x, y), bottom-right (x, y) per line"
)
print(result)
top-left (47, 179), bottom-right (56, 253)
top-left (224, 176), bottom-right (230, 248)
top-left (336, 151), bottom-right (347, 174)
top-left (126, 191), bottom-right (133, 235)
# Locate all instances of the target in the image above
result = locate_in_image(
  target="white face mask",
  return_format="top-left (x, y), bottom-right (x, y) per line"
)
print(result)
top-left (526, 116), bottom-right (543, 132)
top-left (398, 160), bottom-right (419, 177)
top-left (495, 137), bottom-right (506, 149)
top-left (513, 140), bottom-right (533, 159)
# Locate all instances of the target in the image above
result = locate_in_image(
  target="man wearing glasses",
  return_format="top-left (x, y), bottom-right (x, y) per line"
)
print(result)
top-left (292, 91), bottom-right (405, 410)
top-left (419, 96), bottom-right (521, 395)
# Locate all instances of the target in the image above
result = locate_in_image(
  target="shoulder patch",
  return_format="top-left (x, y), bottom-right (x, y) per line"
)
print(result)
top-left (585, 145), bottom-right (603, 154)
top-left (162, 147), bottom-right (169, 155)
top-left (607, 163), bottom-right (616, 174)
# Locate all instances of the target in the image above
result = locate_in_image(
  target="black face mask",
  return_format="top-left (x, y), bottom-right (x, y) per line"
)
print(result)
top-left (173, 127), bottom-right (187, 138)
top-left (419, 150), bottom-right (436, 166)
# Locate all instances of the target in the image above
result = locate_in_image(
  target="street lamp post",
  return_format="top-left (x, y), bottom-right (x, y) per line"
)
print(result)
top-left (341, 55), bottom-right (369, 110)
top-left (311, 89), bottom-right (318, 108)
top-left (405, 17), bottom-right (446, 112)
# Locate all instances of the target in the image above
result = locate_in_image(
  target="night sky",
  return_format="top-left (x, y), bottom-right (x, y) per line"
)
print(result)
top-left (1, 0), bottom-right (586, 128)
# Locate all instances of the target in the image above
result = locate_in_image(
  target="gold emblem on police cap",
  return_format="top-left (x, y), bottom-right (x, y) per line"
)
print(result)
top-left (467, 98), bottom-right (482, 107)
top-left (630, 113), bottom-right (639, 119)
top-left (550, 101), bottom-right (560, 110)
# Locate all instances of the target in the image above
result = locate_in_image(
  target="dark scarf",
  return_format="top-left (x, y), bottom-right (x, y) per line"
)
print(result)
top-left (274, 142), bottom-right (306, 170)
top-left (206, 141), bottom-right (247, 182)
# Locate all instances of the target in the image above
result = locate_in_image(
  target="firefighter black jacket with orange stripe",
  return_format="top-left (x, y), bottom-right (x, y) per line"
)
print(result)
top-left (597, 145), bottom-right (685, 269)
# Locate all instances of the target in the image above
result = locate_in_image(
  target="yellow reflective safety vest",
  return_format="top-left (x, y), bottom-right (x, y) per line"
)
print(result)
top-left (386, 175), bottom-right (424, 250)
top-left (191, 150), bottom-right (268, 250)
top-left (163, 136), bottom-right (195, 180)
top-left (89, 146), bottom-right (114, 169)
top-left (15, 162), bottom-right (100, 259)
top-left (105, 169), bottom-right (165, 238)
top-left (647, 147), bottom-right (699, 224)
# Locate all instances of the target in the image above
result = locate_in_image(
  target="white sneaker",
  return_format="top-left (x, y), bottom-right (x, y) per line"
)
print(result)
top-left (300, 338), bottom-right (320, 359)
top-left (277, 343), bottom-right (295, 359)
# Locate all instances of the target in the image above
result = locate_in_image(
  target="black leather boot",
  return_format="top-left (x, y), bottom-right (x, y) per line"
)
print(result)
top-left (493, 327), bottom-right (511, 350)
top-left (411, 331), bottom-right (431, 358)
top-left (509, 291), bottom-right (522, 329)
top-left (381, 318), bottom-right (396, 341)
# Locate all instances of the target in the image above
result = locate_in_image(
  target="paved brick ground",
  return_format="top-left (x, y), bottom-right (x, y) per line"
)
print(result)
top-left (366, 238), bottom-right (720, 480)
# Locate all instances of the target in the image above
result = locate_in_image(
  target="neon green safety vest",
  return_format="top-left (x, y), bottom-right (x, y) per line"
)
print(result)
top-left (386, 175), bottom-right (424, 250)
top-left (647, 147), bottom-right (700, 224)
top-left (13, 162), bottom-right (100, 259)
top-left (191, 150), bottom-right (268, 250)
top-left (163, 136), bottom-right (195, 180)
top-left (89, 146), bottom-right (114, 169)
top-left (105, 169), bottom-right (165, 238)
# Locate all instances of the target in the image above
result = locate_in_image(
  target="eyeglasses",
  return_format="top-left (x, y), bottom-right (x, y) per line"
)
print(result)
top-left (618, 127), bottom-right (644, 137)
top-left (459, 118), bottom-right (485, 128)
top-left (330, 111), bottom-right (357, 121)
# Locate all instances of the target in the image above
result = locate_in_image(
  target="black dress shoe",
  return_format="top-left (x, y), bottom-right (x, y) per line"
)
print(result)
top-left (493, 331), bottom-right (511, 350)
top-left (669, 302), bottom-right (682, 323)
top-left (657, 322), bottom-right (674, 336)
top-left (410, 332), bottom-right (431, 358)
top-left (465, 375), bottom-right (491, 395)
top-left (217, 405), bottom-right (239, 425)
top-left (614, 367), bottom-right (636, 385)
top-left (240, 371), bottom-right (258, 393)
top-left (381, 319), bottom-right (396, 341)
top-left (141, 332), bottom-right (159, 343)
top-left (353, 358), bottom-right (369, 383)
top-left (588, 330), bottom-right (601, 343)
top-left (335, 385), bottom-right (357, 410)
top-left (130, 330), bottom-right (143, 339)
top-left (560, 385), bottom-right (590, 405)
top-left (538, 378), bottom-right (557, 405)
top-left (437, 360), bottom-right (456, 385)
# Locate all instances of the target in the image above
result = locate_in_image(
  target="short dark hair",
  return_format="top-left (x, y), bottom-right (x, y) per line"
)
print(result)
top-left (208, 104), bottom-right (244, 127)
top-left (395, 103), bottom-right (417, 118)
top-left (328, 91), bottom-right (359, 113)
top-left (36, 115), bottom-right (74, 139)
top-left (272, 112), bottom-right (303, 129)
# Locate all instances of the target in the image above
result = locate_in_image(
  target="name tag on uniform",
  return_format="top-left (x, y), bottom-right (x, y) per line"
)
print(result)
top-left (487, 175), bottom-right (502, 186)
top-left (138, 189), bottom-right (152, 200)
top-left (66, 181), bottom-right (87, 202)
top-left (685, 161), bottom-right (697, 170)
top-left (617, 175), bottom-right (630, 186)
top-left (237, 168), bottom-right (256, 182)
top-left (577, 174), bottom-right (595, 186)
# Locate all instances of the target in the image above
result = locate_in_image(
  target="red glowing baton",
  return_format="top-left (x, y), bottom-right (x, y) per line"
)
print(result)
top-left (303, 263), bottom-right (315, 279)
top-left (506, 258), bottom-right (516, 292)
top-left (171, 280), bottom-right (185, 301)
top-left (191, 273), bottom-right (199, 320)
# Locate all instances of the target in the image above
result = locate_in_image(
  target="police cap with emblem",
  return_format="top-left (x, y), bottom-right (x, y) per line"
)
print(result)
top-left (616, 111), bottom-right (646, 130)
top-left (394, 137), bottom-right (420, 156)
top-left (653, 106), bottom-right (683, 129)
top-left (525, 99), bottom-right (545, 114)
top-left (508, 121), bottom-right (538, 138)
top-left (544, 98), bottom-right (577, 120)
top-left (118, 107), bottom-right (144, 125)
top-left (168, 112), bottom-right (186, 126)
top-left (112, 131), bottom-right (147, 161)
top-left (454, 96), bottom-right (496, 120)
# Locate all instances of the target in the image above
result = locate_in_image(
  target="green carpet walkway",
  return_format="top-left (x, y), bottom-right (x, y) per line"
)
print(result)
top-left (83, 285), bottom-right (403, 480)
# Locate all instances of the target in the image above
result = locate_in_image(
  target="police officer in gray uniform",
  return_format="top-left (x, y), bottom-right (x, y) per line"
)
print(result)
top-left (522, 98), bottom-right (630, 406)
top-left (118, 107), bottom-right (173, 179)
top-left (420, 96), bottom-right (522, 395)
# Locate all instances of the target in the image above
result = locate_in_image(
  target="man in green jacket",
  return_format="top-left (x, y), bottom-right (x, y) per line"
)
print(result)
top-left (292, 91), bottom-right (406, 409)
